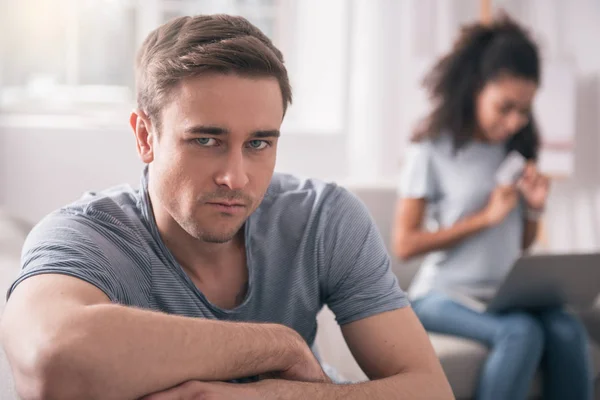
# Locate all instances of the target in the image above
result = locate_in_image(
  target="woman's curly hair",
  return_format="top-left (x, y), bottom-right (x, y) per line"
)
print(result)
top-left (414, 15), bottom-right (541, 160)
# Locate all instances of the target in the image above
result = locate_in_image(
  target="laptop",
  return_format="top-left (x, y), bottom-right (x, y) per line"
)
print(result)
top-left (486, 252), bottom-right (600, 313)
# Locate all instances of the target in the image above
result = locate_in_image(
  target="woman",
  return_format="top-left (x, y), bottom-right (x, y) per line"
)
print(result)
top-left (393, 16), bottom-right (592, 400)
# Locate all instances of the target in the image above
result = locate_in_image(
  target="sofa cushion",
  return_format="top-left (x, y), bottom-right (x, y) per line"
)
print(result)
top-left (0, 210), bottom-right (31, 399)
top-left (0, 254), bottom-right (21, 400)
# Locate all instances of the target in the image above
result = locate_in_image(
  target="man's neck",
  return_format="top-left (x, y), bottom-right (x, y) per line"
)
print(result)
top-left (163, 224), bottom-right (245, 274)
top-left (152, 202), bottom-right (249, 309)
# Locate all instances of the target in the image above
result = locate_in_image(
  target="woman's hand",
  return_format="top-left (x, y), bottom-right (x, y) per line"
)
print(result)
top-left (518, 163), bottom-right (550, 211)
top-left (484, 186), bottom-right (519, 226)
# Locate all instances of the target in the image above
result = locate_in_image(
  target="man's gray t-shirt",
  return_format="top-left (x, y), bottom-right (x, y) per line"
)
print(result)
top-left (399, 133), bottom-right (523, 300)
top-left (10, 169), bottom-right (408, 347)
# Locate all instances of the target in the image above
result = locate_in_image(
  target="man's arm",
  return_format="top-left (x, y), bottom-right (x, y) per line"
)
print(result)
top-left (144, 307), bottom-right (454, 400)
top-left (255, 307), bottom-right (453, 399)
top-left (0, 274), bottom-right (327, 400)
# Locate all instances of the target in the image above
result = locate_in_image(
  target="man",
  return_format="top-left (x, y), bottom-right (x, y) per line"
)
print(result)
top-left (0, 15), bottom-right (452, 400)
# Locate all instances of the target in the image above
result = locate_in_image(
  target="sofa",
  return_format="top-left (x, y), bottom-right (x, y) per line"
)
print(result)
top-left (315, 185), bottom-right (600, 399)
top-left (0, 210), bottom-right (27, 400)
top-left (1, 184), bottom-right (599, 399)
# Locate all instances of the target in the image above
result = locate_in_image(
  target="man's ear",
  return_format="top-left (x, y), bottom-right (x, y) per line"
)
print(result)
top-left (130, 110), bottom-right (155, 164)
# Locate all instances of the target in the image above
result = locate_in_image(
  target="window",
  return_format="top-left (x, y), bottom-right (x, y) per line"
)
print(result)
top-left (0, 0), bottom-right (350, 135)
top-left (0, 0), bottom-right (137, 114)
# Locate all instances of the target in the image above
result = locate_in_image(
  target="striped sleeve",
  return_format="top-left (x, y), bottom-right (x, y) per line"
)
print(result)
top-left (7, 213), bottom-right (126, 302)
top-left (320, 187), bottom-right (409, 326)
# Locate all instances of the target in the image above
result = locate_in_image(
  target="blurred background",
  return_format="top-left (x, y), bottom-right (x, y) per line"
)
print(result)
top-left (0, 0), bottom-right (599, 252)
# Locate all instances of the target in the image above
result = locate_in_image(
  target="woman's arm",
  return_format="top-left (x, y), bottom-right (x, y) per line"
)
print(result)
top-left (392, 186), bottom-right (518, 260)
top-left (522, 218), bottom-right (539, 250)
top-left (518, 163), bottom-right (550, 251)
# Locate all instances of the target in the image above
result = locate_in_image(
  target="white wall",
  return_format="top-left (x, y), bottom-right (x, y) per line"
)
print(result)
top-left (1, 0), bottom-right (599, 251)
top-left (0, 122), bottom-right (142, 222)
top-left (542, 0), bottom-right (600, 252)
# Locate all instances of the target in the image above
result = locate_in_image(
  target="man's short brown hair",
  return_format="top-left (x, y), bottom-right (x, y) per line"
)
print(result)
top-left (135, 14), bottom-right (292, 127)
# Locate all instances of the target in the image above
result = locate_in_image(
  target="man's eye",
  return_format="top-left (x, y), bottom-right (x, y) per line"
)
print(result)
top-left (247, 140), bottom-right (269, 150)
top-left (195, 138), bottom-right (217, 146)
top-left (499, 105), bottom-right (512, 115)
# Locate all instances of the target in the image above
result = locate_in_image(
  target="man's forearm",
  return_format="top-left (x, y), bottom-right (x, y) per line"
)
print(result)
top-left (252, 372), bottom-right (454, 400)
top-left (41, 304), bottom-right (303, 400)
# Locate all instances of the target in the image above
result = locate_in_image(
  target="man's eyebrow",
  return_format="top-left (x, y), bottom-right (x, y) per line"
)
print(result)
top-left (184, 126), bottom-right (280, 138)
top-left (184, 125), bottom-right (229, 135)
top-left (251, 130), bottom-right (280, 138)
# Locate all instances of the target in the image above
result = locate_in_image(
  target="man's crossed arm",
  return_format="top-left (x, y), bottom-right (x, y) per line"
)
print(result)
top-left (143, 306), bottom-right (454, 400)
top-left (0, 274), bottom-right (453, 400)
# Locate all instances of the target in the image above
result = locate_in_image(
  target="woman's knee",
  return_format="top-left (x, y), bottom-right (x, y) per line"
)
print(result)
top-left (497, 313), bottom-right (544, 348)
top-left (411, 292), bottom-right (451, 324)
top-left (540, 310), bottom-right (588, 349)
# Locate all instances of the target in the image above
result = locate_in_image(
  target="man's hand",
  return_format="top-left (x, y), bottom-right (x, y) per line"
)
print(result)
top-left (267, 344), bottom-right (331, 383)
top-left (138, 343), bottom-right (331, 400)
top-left (140, 381), bottom-right (261, 400)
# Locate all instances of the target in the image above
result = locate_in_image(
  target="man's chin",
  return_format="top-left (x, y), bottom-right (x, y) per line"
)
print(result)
top-left (193, 224), bottom-right (245, 244)
top-left (200, 233), bottom-right (239, 244)
top-left (185, 214), bottom-right (248, 243)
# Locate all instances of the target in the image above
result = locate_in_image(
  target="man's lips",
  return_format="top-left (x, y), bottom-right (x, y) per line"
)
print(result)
top-left (206, 201), bottom-right (246, 207)
top-left (205, 201), bottom-right (247, 213)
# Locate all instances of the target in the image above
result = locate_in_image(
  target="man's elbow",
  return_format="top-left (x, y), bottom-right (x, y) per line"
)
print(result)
top-left (416, 363), bottom-right (455, 400)
top-left (6, 332), bottom-right (96, 400)
top-left (394, 369), bottom-right (455, 400)
top-left (427, 374), bottom-right (455, 400)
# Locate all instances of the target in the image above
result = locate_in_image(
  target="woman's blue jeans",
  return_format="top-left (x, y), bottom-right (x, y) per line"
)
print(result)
top-left (412, 292), bottom-right (593, 400)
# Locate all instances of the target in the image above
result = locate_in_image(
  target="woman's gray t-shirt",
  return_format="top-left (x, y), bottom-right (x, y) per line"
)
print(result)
top-left (399, 134), bottom-right (523, 300)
